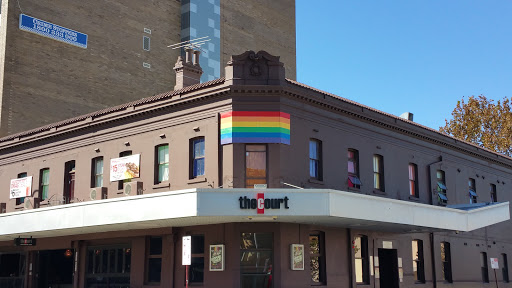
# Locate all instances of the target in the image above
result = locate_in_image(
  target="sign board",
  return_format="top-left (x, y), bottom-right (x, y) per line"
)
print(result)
top-left (14, 238), bottom-right (36, 246)
top-left (491, 258), bottom-right (499, 269)
top-left (182, 236), bottom-right (191, 266)
top-left (19, 14), bottom-right (88, 48)
top-left (110, 154), bottom-right (140, 181)
top-left (10, 176), bottom-right (32, 199)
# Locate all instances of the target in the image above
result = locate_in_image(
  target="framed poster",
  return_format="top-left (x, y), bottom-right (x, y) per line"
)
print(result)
top-left (209, 244), bottom-right (225, 271)
top-left (291, 244), bottom-right (304, 270)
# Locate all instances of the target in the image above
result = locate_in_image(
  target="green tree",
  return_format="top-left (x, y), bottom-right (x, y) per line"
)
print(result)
top-left (440, 95), bottom-right (512, 157)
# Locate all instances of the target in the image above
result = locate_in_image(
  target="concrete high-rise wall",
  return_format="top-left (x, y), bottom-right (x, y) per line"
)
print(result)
top-left (0, 0), bottom-right (296, 136)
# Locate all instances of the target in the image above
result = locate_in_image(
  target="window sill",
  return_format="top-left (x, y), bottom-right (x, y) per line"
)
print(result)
top-left (408, 196), bottom-right (420, 202)
top-left (152, 182), bottom-right (170, 189)
top-left (14, 206), bottom-right (24, 210)
top-left (308, 178), bottom-right (324, 185)
top-left (188, 177), bottom-right (207, 184)
top-left (415, 281), bottom-right (426, 284)
top-left (373, 189), bottom-right (386, 195)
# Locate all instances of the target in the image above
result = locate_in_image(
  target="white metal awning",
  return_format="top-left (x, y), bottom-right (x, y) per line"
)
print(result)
top-left (0, 188), bottom-right (509, 241)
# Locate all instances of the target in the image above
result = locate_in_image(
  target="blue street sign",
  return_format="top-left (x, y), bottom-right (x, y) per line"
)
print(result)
top-left (19, 14), bottom-right (88, 49)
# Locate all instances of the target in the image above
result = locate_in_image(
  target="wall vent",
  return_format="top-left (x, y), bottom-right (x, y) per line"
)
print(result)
top-left (144, 28), bottom-right (151, 34)
top-left (143, 62), bottom-right (151, 69)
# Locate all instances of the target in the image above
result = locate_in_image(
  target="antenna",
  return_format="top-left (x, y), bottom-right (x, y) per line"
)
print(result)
top-left (168, 36), bottom-right (211, 53)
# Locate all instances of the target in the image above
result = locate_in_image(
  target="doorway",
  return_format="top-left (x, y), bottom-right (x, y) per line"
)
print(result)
top-left (378, 248), bottom-right (399, 288)
top-left (36, 249), bottom-right (74, 288)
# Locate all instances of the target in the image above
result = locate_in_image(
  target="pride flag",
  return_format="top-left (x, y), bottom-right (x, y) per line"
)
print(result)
top-left (220, 111), bottom-right (290, 145)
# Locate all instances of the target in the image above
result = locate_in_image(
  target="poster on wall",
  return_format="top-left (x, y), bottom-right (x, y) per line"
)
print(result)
top-left (10, 176), bottom-right (33, 199)
top-left (110, 154), bottom-right (140, 181)
top-left (290, 244), bottom-right (304, 270)
top-left (209, 244), bottom-right (225, 271)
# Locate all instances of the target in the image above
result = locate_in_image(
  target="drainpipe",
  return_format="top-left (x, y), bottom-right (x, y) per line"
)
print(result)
top-left (427, 157), bottom-right (442, 288)
top-left (347, 228), bottom-right (354, 288)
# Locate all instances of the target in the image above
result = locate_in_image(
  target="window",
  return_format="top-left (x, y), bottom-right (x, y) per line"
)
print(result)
top-left (348, 149), bottom-right (361, 188)
top-left (490, 184), bottom-right (497, 203)
top-left (310, 232), bottom-right (326, 285)
top-left (86, 245), bottom-right (131, 287)
top-left (436, 170), bottom-right (447, 204)
top-left (39, 168), bottom-right (50, 201)
top-left (91, 157), bottom-right (104, 188)
top-left (440, 242), bottom-right (452, 283)
top-left (409, 163), bottom-right (418, 197)
top-left (373, 154), bottom-right (384, 191)
top-left (143, 36), bottom-right (150, 51)
top-left (191, 138), bottom-right (205, 178)
top-left (354, 235), bottom-right (369, 284)
top-left (118, 151), bottom-right (132, 190)
top-left (412, 240), bottom-right (425, 283)
top-left (155, 145), bottom-right (169, 184)
top-left (188, 235), bottom-right (204, 283)
top-left (64, 161), bottom-right (75, 204)
top-left (240, 233), bottom-right (273, 287)
top-left (469, 178), bottom-right (477, 203)
top-left (309, 139), bottom-right (322, 180)
top-left (481, 252), bottom-right (489, 283)
top-left (503, 253), bottom-right (509, 283)
top-left (15, 172), bottom-right (27, 206)
top-left (145, 237), bottom-right (162, 284)
top-left (245, 144), bottom-right (267, 188)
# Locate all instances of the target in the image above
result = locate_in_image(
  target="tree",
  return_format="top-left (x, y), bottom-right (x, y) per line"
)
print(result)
top-left (440, 95), bottom-right (512, 157)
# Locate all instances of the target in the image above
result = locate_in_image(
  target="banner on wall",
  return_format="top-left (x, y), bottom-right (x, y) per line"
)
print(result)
top-left (110, 154), bottom-right (140, 181)
top-left (220, 111), bottom-right (291, 145)
top-left (10, 176), bottom-right (33, 199)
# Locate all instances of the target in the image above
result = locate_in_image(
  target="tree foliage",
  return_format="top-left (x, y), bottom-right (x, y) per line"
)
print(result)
top-left (440, 95), bottom-right (512, 157)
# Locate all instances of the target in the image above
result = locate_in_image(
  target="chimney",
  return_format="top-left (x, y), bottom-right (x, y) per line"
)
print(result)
top-left (173, 47), bottom-right (203, 90)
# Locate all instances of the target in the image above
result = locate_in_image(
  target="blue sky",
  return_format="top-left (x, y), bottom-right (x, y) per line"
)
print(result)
top-left (296, 1), bottom-right (512, 129)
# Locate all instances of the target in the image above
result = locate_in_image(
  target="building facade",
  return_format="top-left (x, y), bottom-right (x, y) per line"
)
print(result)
top-left (0, 51), bottom-right (510, 288)
top-left (0, 0), bottom-right (296, 136)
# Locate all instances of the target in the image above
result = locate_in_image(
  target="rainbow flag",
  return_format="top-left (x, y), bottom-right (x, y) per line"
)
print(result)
top-left (220, 111), bottom-right (290, 145)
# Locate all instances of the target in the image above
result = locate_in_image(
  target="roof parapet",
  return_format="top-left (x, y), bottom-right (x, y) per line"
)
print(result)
top-left (225, 50), bottom-right (285, 86)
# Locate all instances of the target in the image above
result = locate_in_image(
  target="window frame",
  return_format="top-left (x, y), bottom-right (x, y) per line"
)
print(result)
top-left (187, 234), bottom-right (205, 284)
top-left (118, 151), bottom-right (133, 190)
top-left (408, 163), bottom-right (419, 198)
top-left (15, 172), bottom-right (28, 206)
top-left (310, 231), bottom-right (326, 285)
top-left (436, 170), bottom-right (447, 204)
top-left (145, 236), bottom-right (162, 284)
top-left (481, 252), bottom-right (489, 283)
top-left (39, 168), bottom-right (50, 201)
top-left (245, 144), bottom-right (268, 188)
top-left (490, 184), bottom-right (497, 203)
top-left (143, 36), bottom-right (150, 51)
top-left (373, 154), bottom-right (384, 192)
top-left (190, 137), bottom-right (205, 179)
top-left (154, 144), bottom-right (169, 184)
top-left (440, 242), bottom-right (453, 283)
top-left (354, 235), bottom-right (370, 284)
top-left (348, 149), bottom-right (361, 189)
top-left (91, 156), bottom-right (104, 188)
top-left (469, 178), bottom-right (477, 203)
top-left (412, 239), bottom-right (425, 283)
top-left (503, 253), bottom-right (509, 283)
top-left (309, 139), bottom-right (323, 181)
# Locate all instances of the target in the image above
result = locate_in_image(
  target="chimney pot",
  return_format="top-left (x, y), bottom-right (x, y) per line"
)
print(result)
top-left (173, 51), bottom-right (203, 90)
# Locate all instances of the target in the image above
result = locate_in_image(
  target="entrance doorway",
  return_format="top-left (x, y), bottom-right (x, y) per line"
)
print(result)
top-left (240, 233), bottom-right (273, 288)
top-left (378, 248), bottom-right (399, 288)
top-left (36, 249), bottom-right (74, 288)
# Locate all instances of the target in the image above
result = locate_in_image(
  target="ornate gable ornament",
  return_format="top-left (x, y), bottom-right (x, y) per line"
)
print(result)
top-left (225, 50), bottom-right (286, 85)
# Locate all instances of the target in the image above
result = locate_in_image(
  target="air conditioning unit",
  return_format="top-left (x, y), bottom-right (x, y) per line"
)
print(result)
top-left (90, 187), bottom-right (108, 200)
top-left (24, 198), bottom-right (40, 210)
top-left (0, 203), bottom-right (6, 214)
top-left (123, 181), bottom-right (143, 196)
